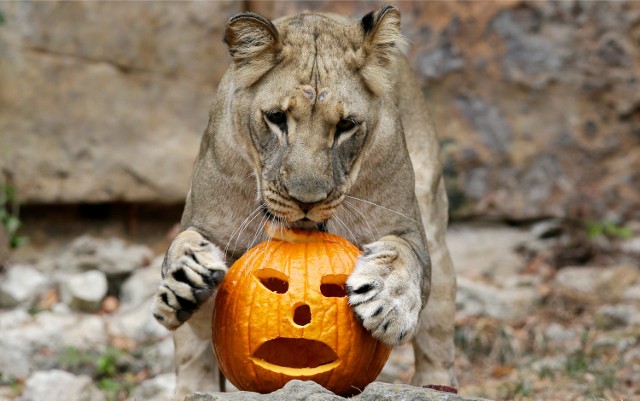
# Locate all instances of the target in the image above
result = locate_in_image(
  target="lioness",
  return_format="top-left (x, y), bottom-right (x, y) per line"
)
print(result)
top-left (152, 5), bottom-right (457, 399)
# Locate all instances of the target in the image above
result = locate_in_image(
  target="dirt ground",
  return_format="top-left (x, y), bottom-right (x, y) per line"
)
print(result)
top-left (1, 208), bottom-right (639, 401)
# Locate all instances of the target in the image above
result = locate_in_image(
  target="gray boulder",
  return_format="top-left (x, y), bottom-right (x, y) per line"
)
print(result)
top-left (186, 380), bottom-right (342, 401)
top-left (60, 236), bottom-right (152, 276)
top-left (107, 299), bottom-right (168, 344)
top-left (59, 270), bottom-right (108, 312)
top-left (357, 382), bottom-right (488, 400)
top-left (119, 256), bottom-right (162, 311)
top-left (0, 264), bottom-right (49, 308)
top-left (0, 312), bottom-right (107, 380)
top-left (554, 265), bottom-right (640, 304)
top-left (129, 373), bottom-right (175, 401)
top-left (186, 380), bottom-right (488, 401)
top-left (20, 370), bottom-right (105, 401)
top-left (456, 277), bottom-right (539, 322)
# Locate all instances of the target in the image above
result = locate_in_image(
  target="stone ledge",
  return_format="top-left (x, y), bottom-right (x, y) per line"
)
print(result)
top-left (186, 380), bottom-right (490, 401)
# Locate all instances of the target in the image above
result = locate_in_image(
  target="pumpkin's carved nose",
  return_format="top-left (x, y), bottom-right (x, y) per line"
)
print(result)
top-left (293, 303), bottom-right (311, 326)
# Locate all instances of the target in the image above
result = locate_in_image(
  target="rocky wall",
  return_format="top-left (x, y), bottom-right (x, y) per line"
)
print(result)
top-left (1, 1), bottom-right (639, 221)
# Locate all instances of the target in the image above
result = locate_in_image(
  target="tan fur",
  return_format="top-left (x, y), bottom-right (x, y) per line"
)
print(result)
top-left (152, 6), bottom-right (457, 399)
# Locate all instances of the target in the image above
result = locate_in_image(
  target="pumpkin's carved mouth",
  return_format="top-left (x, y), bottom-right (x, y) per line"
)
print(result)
top-left (251, 337), bottom-right (340, 376)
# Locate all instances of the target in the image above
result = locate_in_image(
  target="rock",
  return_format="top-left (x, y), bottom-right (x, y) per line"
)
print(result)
top-left (240, 1), bottom-right (640, 222)
top-left (592, 333), bottom-right (638, 353)
top-left (0, 264), bottom-right (49, 307)
top-left (530, 219), bottom-right (564, 240)
top-left (0, 309), bottom-right (31, 330)
top-left (0, 312), bottom-right (107, 380)
top-left (596, 304), bottom-right (640, 329)
top-left (1, 2), bottom-right (640, 222)
top-left (378, 343), bottom-right (414, 384)
top-left (0, 1), bottom-right (244, 204)
top-left (0, 330), bottom-right (31, 380)
top-left (186, 380), bottom-right (489, 401)
top-left (140, 336), bottom-right (175, 377)
top-left (20, 370), bottom-right (105, 401)
top-left (58, 235), bottom-right (153, 276)
top-left (56, 236), bottom-right (154, 297)
top-left (59, 270), bottom-right (108, 312)
top-left (621, 236), bottom-right (640, 256)
top-left (107, 299), bottom-right (168, 345)
top-left (623, 346), bottom-right (640, 365)
top-left (456, 277), bottom-right (539, 322)
top-left (544, 323), bottom-right (577, 344)
top-left (356, 382), bottom-right (488, 400)
top-left (119, 256), bottom-right (162, 311)
top-left (187, 380), bottom-right (342, 401)
top-left (446, 224), bottom-right (529, 280)
top-left (129, 373), bottom-right (175, 401)
top-left (530, 355), bottom-right (565, 375)
top-left (623, 284), bottom-right (640, 302)
top-left (554, 265), bottom-right (640, 304)
top-left (455, 95), bottom-right (512, 156)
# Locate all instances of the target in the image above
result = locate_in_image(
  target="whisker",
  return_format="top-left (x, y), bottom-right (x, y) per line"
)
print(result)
top-left (339, 206), bottom-right (365, 244)
top-left (335, 205), bottom-right (360, 241)
top-left (248, 214), bottom-right (268, 250)
top-left (226, 204), bottom-right (263, 257)
top-left (343, 200), bottom-right (380, 241)
top-left (344, 195), bottom-right (420, 225)
top-left (332, 214), bottom-right (358, 245)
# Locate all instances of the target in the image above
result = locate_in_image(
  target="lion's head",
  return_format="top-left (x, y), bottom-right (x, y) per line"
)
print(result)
top-left (223, 5), bottom-right (402, 227)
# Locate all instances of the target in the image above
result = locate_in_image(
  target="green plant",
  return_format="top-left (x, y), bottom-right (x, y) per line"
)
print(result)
top-left (0, 372), bottom-right (24, 397)
top-left (564, 351), bottom-right (588, 375)
top-left (96, 348), bottom-right (126, 377)
top-left (60, 347), bottom-right (135, 401)
top-left (590, 366), bottom-right (616, 396)
top-left (99, 374), bottom-right (136, 401)
top-left (564, 330), bottom-right (591, 376)
top-left (1, 182), bottom-right (27, 249)
top-left (0, 10), bottom-right (5, 26)
top-left (59, 347), bottom-right (96, 373)
top-left (585, 220), bottom-right (633, 240)
top-left (497, 377), bottom-right (532, 399)
top-left (96, 348), bottom-right (135, 401)
top-left (538, 365), bottom-right (555, 379)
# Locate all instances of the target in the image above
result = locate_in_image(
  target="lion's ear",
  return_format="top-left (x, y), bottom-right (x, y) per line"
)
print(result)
top-left (224, 13), bottom-right (281, 87)
top-left (359, 5), bottom-right (403, 94)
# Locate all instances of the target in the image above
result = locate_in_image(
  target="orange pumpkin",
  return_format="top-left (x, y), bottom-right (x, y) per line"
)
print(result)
top-left (212, 228), bottom-right (391, 395)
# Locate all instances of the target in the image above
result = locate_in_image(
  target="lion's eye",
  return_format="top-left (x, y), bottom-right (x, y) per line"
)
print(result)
top-left (265, 110), bottom-right (288, 132)
top-left (336, 118), bottom-right (358, 135)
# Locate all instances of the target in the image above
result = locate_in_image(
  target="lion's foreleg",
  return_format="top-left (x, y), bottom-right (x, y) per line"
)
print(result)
top-left (346, 234), bottom-right (429, 346)
top-left (411, 181), bottom-right (458, 387)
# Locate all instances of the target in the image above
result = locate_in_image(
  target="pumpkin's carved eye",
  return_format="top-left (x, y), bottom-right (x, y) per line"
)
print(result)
top-left (255, 268), bottom-right (289, 294)
top-left (320, 274), bottom-right (348, 298)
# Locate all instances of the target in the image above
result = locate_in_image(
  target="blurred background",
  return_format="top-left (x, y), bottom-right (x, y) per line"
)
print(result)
top-left (0, 1), bottom-right (639, 401)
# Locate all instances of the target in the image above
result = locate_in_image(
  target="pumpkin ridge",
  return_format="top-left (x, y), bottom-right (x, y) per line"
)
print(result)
top-left (332, 237), bottom-right (357, 391)
top-left (218, 269), bottom-right (235, 386)
top-left (243, 248), bottom-right (269, 382)
top-left (326, 238), bottom-right (339, 391)
top-left (245, 249), bottom-right (266, 391)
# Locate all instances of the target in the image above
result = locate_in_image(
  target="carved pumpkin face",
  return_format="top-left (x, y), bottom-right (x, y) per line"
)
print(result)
top-left (212, 228), bottom-right (391, 395)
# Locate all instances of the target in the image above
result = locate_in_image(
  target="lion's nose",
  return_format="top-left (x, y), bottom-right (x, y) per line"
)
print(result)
top-left (285, 182), bottom-right (329, 206)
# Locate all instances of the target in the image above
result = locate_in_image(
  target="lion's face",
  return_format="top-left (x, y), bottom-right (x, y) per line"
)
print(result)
top-left (248, 47), bottom-right (376, 225)
top-left (225, 8), bottom-right (401, 226)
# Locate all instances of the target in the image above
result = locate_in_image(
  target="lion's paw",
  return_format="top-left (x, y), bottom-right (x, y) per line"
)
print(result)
top-left (346, 241), bottom-right (421, 345)
top-left (152, 230), bottom-right (227, 330)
